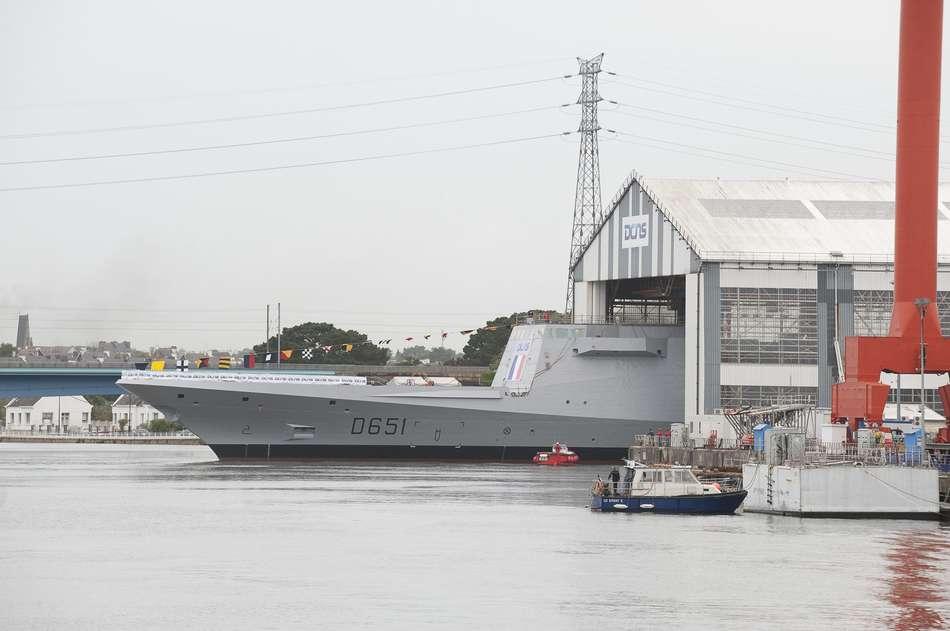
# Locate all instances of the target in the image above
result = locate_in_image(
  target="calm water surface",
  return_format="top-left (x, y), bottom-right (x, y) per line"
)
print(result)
top-left (1, 443), bottom-right (947, 630)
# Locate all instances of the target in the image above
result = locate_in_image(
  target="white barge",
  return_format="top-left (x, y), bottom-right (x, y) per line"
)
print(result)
top-left (742, 428), bottom-right (940, 519)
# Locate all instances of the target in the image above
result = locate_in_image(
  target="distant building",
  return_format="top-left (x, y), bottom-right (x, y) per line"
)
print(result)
top-left (15, 314), bottom-right (32, 350)
top-left (5, 396), bottom-right (92, 433)
top-left (112, 394), bottom-right (164, 429)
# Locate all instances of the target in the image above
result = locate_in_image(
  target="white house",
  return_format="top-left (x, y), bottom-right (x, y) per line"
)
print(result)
top-left (112, 394), bottom-right (164, 429)
top-left (5, 396), bottom-right (93, 433)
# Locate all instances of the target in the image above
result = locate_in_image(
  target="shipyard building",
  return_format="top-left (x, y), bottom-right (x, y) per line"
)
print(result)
top-left (571, 174), bottom-right (950, 441)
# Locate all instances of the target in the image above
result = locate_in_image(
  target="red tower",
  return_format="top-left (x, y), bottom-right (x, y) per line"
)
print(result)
top-left (831, 0), bottom-right (950, 433)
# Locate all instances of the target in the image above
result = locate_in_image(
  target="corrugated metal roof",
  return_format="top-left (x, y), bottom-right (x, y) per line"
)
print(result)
top-left (631, 176), bottom-right (950, 264)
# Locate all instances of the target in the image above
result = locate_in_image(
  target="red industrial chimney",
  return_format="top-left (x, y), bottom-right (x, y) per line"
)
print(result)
top-left (832, 0), bottom-right (950, 432)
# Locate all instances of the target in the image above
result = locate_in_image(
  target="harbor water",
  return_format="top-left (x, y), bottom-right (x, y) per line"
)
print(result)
top-left (0, 443), bottom-right (947, 630)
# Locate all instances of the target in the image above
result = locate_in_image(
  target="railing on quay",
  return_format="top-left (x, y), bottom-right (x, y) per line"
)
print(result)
top-left (0, 429), bottom-right (197, 439)
top-left (747, 441), bottom-right (935, 468)
top-left (513, 314), bottom-right (683, 327)
top-left (629, 434), bottom-right (745, 450)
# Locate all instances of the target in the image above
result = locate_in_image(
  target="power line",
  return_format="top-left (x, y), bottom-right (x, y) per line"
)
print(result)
top-left (607, 131), bottom-right (880, 180)
top-left (0, 105), bottom-right (569, 166)
top-left (603, 77), bottom-right (894, 136)
top-left (604, 70), bottom-right (894, 131)
top-left (607, 101), bottom-right (894, 159)
top-left (0, 75), bottom-right (573, 141)
top-left (0, 57), bottom-right (573, 111)
top-left (0, 132), bottom-right (572, 192)
top-left (609, 137), bottom-right (855, 180)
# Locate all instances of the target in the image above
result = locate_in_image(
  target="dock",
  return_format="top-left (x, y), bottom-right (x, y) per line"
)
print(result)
top-left (0, 431), bottom-right (203, 445)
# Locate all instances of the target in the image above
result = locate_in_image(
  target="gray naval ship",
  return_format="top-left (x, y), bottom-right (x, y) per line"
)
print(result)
top-left (118, 322), bottom-right (684, 461)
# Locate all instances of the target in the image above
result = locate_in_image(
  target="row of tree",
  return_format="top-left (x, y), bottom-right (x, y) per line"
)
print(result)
top-left (253, 310), bottom-right (561, 369)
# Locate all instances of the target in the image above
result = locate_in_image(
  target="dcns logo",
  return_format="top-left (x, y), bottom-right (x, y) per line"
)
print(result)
top-left (624, 223), bottom-right (647, 240)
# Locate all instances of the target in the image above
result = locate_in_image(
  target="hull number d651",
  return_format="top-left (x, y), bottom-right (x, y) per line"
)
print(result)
top-left (351, 417), bottom-right (407, 436)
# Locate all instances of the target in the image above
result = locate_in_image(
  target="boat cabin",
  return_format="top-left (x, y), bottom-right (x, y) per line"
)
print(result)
top-left (619, 461), bottom-right (716, 497)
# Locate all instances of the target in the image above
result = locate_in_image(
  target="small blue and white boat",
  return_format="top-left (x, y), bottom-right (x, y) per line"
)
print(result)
top-left (590, 460), bottom-right (747, 514)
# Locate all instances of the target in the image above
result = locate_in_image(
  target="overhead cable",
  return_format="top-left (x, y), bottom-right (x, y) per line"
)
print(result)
top-left (604, 70), bottom-right (893, 131)
top-left (0, 76), bottom-right (573, 141)
top-left (0, 132), bottom-right (572, 192)
top-left (609, 101), bottom-right (892, 157)
top-left (0, 56), bottom-right (573, 111)
top-left (0, 105), bottom-right (569, 166)
top-left (603, 77), bottom-right (893, 135)
top-left (607, 131), bottom-right (881, 181)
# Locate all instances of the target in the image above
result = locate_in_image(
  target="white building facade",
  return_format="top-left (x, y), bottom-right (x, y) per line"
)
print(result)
top-left (572, 174), bottom-right (950, 442)
top-left (5, 396), bottom-right (93, 433)
top-left (112, 394), bottom-right (164, 429)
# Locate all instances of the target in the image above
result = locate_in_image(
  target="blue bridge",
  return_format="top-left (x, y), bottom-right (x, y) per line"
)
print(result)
top-left (0, 368), bottom-right (126, 397)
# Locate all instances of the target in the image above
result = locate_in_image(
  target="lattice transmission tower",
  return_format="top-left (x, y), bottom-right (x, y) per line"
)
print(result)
top-left (565, 53), bottom-right (605, 315)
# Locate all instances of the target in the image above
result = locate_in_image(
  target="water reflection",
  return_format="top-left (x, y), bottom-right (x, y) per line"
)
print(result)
top-left (881, 528), bottom-right (950, 630)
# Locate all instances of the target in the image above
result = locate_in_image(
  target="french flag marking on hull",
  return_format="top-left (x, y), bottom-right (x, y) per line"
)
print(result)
top-left (506, 354), bottom-right (527, 382)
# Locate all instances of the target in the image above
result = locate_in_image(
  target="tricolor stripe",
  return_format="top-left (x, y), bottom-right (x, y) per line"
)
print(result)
top-left (506, 354), bottom-right (527, 382)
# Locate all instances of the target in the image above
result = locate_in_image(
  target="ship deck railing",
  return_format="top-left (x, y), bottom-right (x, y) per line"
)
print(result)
top-left (513, 313), bottom-right (683, 327)
top-left (747, 442), bottom-right (936, 468)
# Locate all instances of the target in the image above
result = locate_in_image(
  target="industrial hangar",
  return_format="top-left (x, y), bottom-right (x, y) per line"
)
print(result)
top-left (570, 172), bottom-right (950, 440)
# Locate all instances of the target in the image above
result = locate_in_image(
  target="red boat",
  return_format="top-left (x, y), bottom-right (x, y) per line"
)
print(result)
top-left (532, 442), bottom-right (580, 465)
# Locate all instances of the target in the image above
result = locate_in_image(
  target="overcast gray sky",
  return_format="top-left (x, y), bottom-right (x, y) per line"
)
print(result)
top-left (0, 0), bottom-right (938, 351)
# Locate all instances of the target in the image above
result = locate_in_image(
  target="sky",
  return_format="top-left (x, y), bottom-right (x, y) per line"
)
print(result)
top-left (0, 0), bottom-right (938, 351)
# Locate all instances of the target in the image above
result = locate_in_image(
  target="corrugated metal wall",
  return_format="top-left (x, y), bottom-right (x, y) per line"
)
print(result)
top-left (573, 178), bottom-right (698, 282)
top-left (817, 265), bottom-right (854, 407)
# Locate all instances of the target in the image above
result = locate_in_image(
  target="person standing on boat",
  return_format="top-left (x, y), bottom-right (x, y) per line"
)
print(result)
top-left (608, 467), bottom-right (620, 495)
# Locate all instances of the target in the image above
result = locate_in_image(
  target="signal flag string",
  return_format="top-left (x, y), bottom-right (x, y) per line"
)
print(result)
top-left (187, 324), bottom-right (516, 367)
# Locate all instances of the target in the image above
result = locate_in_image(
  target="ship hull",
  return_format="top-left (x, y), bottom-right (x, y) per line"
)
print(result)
top-left (117, 322), bottom-right (687, 463)
top-left (117, 378), bottom-right (659, 463)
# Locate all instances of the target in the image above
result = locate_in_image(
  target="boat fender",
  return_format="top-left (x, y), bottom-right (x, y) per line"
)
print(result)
top-left (639, 503), bottom-right (655, 510)
top-left (613, 504), bottom-right (628, 510)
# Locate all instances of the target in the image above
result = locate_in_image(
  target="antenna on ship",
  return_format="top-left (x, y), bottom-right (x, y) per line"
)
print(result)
top-left (565, 53), bottom-right (605, 317)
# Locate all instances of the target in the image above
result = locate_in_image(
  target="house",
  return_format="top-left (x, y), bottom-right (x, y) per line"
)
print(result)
top-left (112, 394), bottom-right (164, 429)
top-left (5, 396), bottom-right (93, 433)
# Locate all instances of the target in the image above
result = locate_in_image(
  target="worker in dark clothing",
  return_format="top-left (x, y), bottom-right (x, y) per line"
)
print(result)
top-left (608, 467), bottom-right (621, 496)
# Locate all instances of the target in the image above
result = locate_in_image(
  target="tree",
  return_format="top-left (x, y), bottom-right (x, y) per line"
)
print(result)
top-left (392, 345), bottom-right (457, 366)
top-left (459, 315), bottom-right (516, 366)
top-left (427, 346), bottom-right (457, 364)
top-left (86, 395), bottom-right (117, 422)
top-left (147, 419), bottom-right (183, 433)
top-left (459, 310), bottom-right (565, 366)
top-left (0, 343), bottom-right (13, 358)
top-left (254, 322), bottom-right (390, 365)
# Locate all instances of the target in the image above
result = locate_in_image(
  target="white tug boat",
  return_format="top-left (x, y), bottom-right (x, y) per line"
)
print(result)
top-left (590, 461), bottom-right (747, 514)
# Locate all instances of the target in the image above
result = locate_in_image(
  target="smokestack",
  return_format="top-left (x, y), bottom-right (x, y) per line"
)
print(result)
top-left (890, 0), bottom-right (944, 339)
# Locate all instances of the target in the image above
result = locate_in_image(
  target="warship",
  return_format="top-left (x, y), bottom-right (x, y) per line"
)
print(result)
top-left (118, 322), bottom-right (685, 461)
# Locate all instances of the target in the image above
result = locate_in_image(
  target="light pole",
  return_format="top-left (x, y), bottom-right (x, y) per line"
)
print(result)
top-left (914, 297), bottom-right (930, 432)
